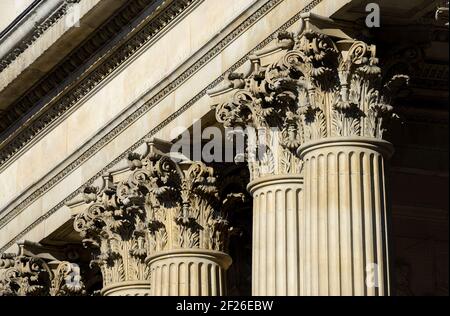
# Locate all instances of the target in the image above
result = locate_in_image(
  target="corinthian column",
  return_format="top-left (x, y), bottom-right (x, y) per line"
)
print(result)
top-left (209, 30), bottom-right (304, 295)
top-left (72, 140), bottom-right (234, 296)
top-left (292, 19), bottom-right (407, 295)
top-left (299, 138), bottom-right (393, 295)
top-left (73, 173), bottom-right (152, 296)
top-left (248, 175), bottom-right (303, 295)
top-left (141, 144), bottom-right (232, 296)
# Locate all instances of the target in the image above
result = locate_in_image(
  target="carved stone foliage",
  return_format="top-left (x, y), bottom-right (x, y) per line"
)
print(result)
top-left (0, 253), bottom-right (85, 296)
top-left (212, 21), bottom-right (408, 168)
top-left (126, 144), bottom-right (231, 254)
top-left (214, 58), bottom-right (303, 179)
top-left (73, 141), bottom-right (233, 288)
top-left (73, 174), bottom-right (151, 289)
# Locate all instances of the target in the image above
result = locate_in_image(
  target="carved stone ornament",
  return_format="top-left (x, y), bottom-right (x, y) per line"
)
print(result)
top-left (73, 140), bottom-right (232, 291)
top-left (0, 251), bottom-right (85, 296)
top-left (73, 173), bottom-right (152, 290)
top-left (139, 148), bottom-right (230, 254)
top-left (209, 15), bottom-right (408, 180)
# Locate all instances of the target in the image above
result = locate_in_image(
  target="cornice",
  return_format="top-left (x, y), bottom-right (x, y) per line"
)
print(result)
top-left (0, 0), bottom-right (80, 71)
top-left (0, 0), bottom-right (188, 161)
top-left (0, 0), bottom-right (324, 253)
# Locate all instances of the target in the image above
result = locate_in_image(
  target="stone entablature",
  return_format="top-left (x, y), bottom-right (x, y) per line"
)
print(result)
top-left (0, 0), bottom-right (195, 164)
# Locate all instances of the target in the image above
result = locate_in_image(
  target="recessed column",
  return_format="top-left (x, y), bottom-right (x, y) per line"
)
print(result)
top-left (209, 14), bottom-right (407, 296)
top-left (248, 175), bottom-right (303, 296)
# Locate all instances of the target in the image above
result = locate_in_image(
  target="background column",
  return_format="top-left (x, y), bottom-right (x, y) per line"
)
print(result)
top-left (248, 175), bottom-right (303, 296)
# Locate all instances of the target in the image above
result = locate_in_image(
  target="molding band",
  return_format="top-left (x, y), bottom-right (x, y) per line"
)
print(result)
top-left (0, 0), bottom-right (194, 165)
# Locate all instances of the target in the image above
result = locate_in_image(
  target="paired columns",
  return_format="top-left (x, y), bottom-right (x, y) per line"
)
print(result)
top-left (209, 14), bottom-right (407, 296)
top-left (1, 13), bottom-right (407, 297)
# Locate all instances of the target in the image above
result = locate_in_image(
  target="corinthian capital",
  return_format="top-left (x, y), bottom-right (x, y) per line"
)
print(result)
top-left (72, 139), bottom-right (233, 291)
top-left (0, 253), bottom-right (49, 296)
top-left (0, 249), bottom-right (85, 296)
top-left (127, 140), bottom-right (230, 254)
top-left (73, 173), bottom-right (151, 290)
top-left (209, 14), bottom-right (408, 158)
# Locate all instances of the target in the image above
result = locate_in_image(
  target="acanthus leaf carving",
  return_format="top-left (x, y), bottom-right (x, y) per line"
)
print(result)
top-left (0, 252), bottom-right (86, 296)
top-left (211, 17), bottom-right (409, 175)
top-left (73, 140), bottom-right (236, 290)
top-left (73, 172), bottom-right (151, 289)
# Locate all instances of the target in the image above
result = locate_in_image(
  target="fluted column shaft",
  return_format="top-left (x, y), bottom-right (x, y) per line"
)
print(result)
top-left (248, 175), bottom-right (303, 296)
top-left (147, 249), bottom-right (231, 296)
top-left (298, 137), bottom-right (394, 296)
top-left (102, 281), bottom-right (151, 296)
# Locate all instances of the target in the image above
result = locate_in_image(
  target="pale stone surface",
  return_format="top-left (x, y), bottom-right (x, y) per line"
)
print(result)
top-left (0, 0), bottom-right (446, 297)
top-left (147, 250), bottom-right (231, 296)
top-left (101, 281), bottom-right (152, 297)
top-left (67, 140), bottom-right (236, 295)
top-left (0, 0), bottom-right (329, 253)
top-left (298, 138), bottom-right (394, 295)
top-left (248, 175), bottom-right (303, 296)
top-left (0, 0), bottom-right (105, 98)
